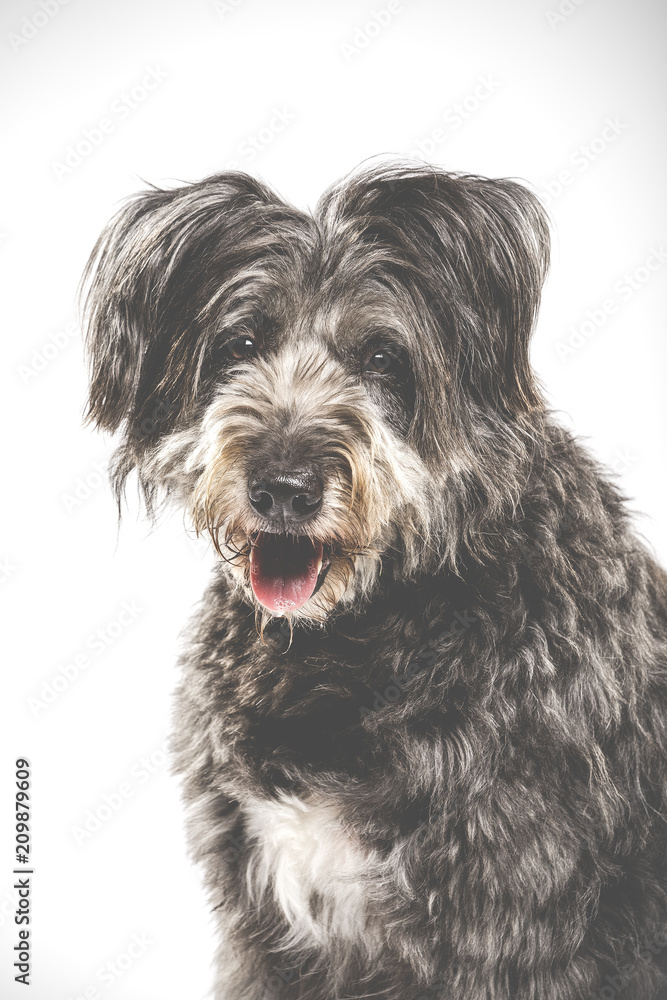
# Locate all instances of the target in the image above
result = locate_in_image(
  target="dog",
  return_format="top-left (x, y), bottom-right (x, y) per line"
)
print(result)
top-left (82, 162), bottom-right (667, 999)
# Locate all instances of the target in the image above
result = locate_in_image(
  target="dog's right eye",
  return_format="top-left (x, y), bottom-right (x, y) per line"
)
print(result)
top-left (224, 335), bottom-right (257, 361)
top-left (363, 343), bottom-right (410, 382)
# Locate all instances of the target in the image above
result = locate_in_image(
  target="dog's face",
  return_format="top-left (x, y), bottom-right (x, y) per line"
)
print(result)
top-left (83, 164), bottom-right (550, 623)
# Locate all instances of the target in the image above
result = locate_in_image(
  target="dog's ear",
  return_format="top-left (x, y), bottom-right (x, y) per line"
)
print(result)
top-left (323, 166), bottom-right (550, 417)
top-left (81, 173), bottom-right (280, 436)
top-left (82, 187), bottom-right (170, 434)
top-left (448, 175), bottom-right (550, 415)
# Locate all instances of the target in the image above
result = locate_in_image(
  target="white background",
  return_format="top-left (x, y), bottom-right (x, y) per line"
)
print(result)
top-left (2, 0), bottom-right (666, 997)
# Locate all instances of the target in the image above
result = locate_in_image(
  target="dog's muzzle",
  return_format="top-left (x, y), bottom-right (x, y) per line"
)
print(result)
top-left (247, 468), bottom-right (330, 614)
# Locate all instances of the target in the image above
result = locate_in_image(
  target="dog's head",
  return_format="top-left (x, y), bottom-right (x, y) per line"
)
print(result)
top-left (82, 163), bottom-right (550, 623)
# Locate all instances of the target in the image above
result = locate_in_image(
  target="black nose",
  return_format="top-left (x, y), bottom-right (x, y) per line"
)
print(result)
top-left (248, 470), bottom-right (323, 525)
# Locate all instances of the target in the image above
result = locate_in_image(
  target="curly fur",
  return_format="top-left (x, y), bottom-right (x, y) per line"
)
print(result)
top-left (82, 162), bottom-right (667, 999)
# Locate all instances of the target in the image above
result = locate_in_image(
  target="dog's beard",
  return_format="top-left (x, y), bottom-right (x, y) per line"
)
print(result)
top-left (179, 351), bottom-right (433, 623)
top-left (191, 494), bottom-right (384, 625)
top-left (135, 347), bottom-right (437, 624)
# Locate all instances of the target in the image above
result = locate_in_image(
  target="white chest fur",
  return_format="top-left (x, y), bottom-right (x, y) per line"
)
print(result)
top-left (243, 793), bottom-right (377, 951)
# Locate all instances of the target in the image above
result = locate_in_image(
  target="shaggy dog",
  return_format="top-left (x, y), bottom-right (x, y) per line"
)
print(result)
top-left (82, 163), bottom-right (667, 999)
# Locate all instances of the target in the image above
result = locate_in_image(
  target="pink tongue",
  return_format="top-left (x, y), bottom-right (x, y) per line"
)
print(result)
top-left (250, 533), bottom-right (323, 613)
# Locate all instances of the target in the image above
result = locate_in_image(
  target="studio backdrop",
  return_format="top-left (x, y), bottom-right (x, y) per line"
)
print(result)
top-left (2, 1), bottom-right (666, 997)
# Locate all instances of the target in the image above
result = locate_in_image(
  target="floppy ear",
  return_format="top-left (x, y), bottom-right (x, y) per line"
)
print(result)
top-left (404, 171), bottom-right (551, 416)
top-left (322, 165), bottom-right (550, 417)
top-left (81, 172), bottom-right (281, 437)
top-left (451, 175), bottom-right (551, 415)
top-left (81, 187), bottom-right (173, 434)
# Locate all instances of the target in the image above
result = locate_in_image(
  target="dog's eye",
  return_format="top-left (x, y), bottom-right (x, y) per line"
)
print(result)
top-left (364, 346), bottom-right (408, 379)
top-left (366, 350), bottom-right (393, 374)
top-left (224, 335), bottom-right (257, 361)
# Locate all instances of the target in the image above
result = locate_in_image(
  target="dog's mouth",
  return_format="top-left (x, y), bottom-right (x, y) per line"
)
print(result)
top-left (249, 532), bottom-right (332, 613)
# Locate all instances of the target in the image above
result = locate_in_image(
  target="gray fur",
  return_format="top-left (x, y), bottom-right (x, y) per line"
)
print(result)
top-left (83, 162), bottom-right (667, 999)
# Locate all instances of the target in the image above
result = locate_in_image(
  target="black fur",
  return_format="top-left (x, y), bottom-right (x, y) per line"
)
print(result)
top-left (83, 162), bottom-right (667, 999)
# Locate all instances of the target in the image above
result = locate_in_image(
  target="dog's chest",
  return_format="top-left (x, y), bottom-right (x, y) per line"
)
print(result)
top-left (242, 793), bottom-right (378, 949)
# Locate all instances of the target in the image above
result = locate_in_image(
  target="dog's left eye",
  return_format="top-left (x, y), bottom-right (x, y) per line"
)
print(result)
top-left (366, 350), bottom-right (393, 374)
top-left (364, 346), bottom-right (408, 379)
top-left (224, 335), bottom-right (257, 361)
